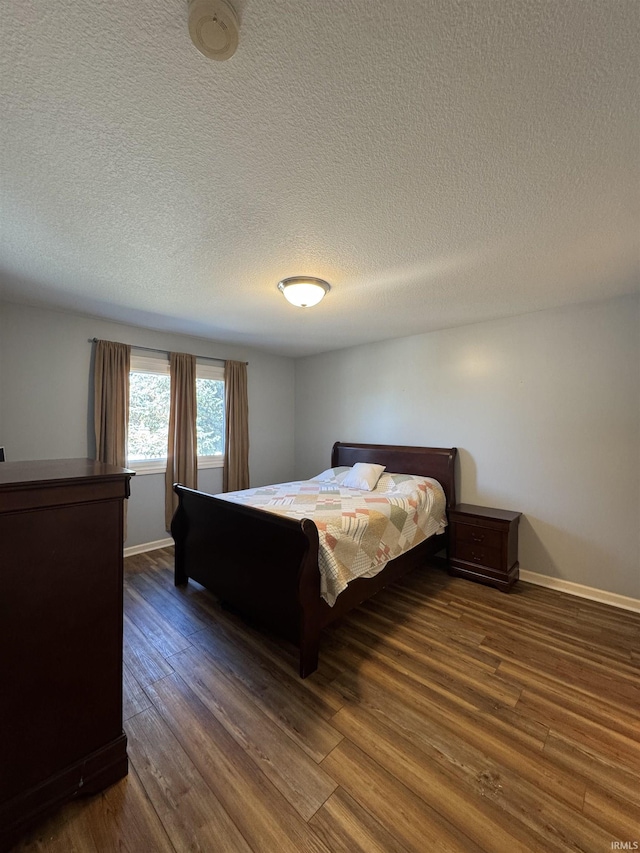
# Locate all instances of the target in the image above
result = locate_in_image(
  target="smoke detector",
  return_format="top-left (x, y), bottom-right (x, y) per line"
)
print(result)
top-left (188, 0), bottom-right (239, 61)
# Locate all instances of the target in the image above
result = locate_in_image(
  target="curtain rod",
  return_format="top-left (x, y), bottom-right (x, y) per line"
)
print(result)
top-left (88, 338), bottom-right (247, 365)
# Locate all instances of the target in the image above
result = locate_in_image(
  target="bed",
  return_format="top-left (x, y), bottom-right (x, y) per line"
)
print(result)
top-left (171, 442), bottom-right (457, 677)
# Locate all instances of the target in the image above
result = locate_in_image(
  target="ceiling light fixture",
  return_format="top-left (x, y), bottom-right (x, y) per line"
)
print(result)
top-left (277, 276), bottom-right (331, 308)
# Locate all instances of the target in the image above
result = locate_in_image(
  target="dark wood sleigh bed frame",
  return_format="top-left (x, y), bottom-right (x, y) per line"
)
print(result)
top-left (171, 442), bottom-right (457, 677)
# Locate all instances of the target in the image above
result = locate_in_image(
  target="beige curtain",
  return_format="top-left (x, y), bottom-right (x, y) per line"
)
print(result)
top-left (94, 340), bottom-right (131, 467)
top-left (223, 360), bottom-right (250, 492)
top-left (165, 352), bottom-right (198, 530)
top-left (93, 339), bottom-right (131, 536)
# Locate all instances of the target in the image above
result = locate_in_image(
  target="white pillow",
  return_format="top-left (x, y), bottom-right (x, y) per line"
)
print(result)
top-left (342, 462), bottom-right (386, 491)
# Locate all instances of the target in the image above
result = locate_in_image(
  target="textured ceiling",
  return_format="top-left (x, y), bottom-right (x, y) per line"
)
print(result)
top-left (1, 0), bottom-right (638, 357)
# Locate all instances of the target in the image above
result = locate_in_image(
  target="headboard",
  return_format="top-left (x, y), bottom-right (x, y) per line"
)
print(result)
top-left (331, 442), bottom-right (457, 509)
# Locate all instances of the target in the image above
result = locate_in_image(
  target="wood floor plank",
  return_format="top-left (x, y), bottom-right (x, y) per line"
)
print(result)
top-left (370, 583), bottom-right (486, 642)
top-left (329, 704), bottom-right (605, 853)
top-left (321, 740), bottom-right (486, 853)
top-left (331, 619), bottom-right (523, 709)
top-left (122, 661), bottom-right (152, 721)
top-left (543, 731), bottom-right (640, 809)
top-left (205, 601), bottom-right (346, 713)
top-left (190, 624), bottom-right (344, 762)
top-left (122, 553), bottom-right (156, 575)
top-left (330, 664), bottom-right (583, 810)
top-left (147, 560), bottom-right (346, 691)
top-left (583, 787), bottom-right (640, 842)
top-left (308, 787), bottom-right (412, 853)
top-left (351, 601), bottom-right (501, 674)
top-left (498, 658), bottom-right (640, 734)
top-left (11, 763), bottom-right (173, 853)
top-left (122, 612), bottom-right (174, 687)
top-left (155, 564), bottom-right (346, 688)
top-left (66, 762), bottom-right (175, 853)
top-left (480, 628), bottom-right (640, 709)
top-left (575, 603), bottom-right (640, 634)
top-left (322, 740), bottom-right (498, 853)
top-left (451, 596), bottom-right (639, 668)
top-left (128, 569), bottom-right (209, 637)
top-left (123, 583), bottom-right (194, 658)
top-left (330, 651), bottom-right (550, 752)
top-left (146, 672), bottom-right (332, 853)
top-left (126, 704), bottom-right (252, 853)
top-left (449, 585), bottom-right (581, 627)
top-left (169, 644), bottom-right (338, 821)
top-left (516, 688), bottom-right (640, 774)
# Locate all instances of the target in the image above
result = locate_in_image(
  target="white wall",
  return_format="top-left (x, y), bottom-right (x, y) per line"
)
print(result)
top-left (295, 295), bottom-right (640, 600)
top-left (0, 300), bottom-right (295, 547)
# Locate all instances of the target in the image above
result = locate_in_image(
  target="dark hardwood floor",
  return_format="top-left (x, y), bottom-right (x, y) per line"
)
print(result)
top-left (13, 548), bottom-right (640, 852)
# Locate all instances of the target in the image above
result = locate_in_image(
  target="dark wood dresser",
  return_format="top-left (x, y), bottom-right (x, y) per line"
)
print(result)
top-left (449, 503), bottom-right (521, 590)
top-left (0, 459), bottom-right (134, 848)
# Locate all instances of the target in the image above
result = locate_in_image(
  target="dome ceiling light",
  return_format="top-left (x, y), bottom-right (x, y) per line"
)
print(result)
top-left (277, 277), bottom-right (331, 308)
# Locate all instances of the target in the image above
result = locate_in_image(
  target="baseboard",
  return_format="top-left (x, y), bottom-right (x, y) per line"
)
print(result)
top-left (519, 570), bottom-right (640, 614)
top-left (123, 537), bottom-right (173, 557)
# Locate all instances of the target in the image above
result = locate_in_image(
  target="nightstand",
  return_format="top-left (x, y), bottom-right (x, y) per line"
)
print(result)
top-left (449, 504), bottom-right (521, 590)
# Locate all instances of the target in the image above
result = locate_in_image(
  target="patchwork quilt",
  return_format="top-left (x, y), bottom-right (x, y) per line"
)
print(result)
top-left (219, 470), bottom-right (447, 606)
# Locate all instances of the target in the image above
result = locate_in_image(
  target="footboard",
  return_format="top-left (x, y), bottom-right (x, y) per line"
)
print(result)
top-left (171, 485), bottom-right (322, 676)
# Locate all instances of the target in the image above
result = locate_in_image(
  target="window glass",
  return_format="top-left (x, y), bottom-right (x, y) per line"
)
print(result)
top-left (196, 376), bottom-right (225, 457)
top-left (127, 355), bottom-right (225, 469)
top-left (128, 362), bottom-right (170, 462)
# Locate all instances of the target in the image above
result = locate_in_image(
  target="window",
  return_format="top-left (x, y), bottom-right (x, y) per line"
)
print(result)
top-left (128, 356), bottom-right (170, 467)
top-left (195, 363), bottom-right (225, 460)
top-left (128, 355), bottom-right (225, 473)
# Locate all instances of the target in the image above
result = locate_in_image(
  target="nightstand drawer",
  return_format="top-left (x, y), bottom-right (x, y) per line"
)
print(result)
top-left (454, 523), bottom-right (503, 550)
top-left (453, 540), bottom-right (503, 571)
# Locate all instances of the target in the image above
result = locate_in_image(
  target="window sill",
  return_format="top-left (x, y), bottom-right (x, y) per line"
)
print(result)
top-left (198, 457), bottom-right (224, 470)
top-left (128, 463), bottom-right (166, 475)
top-left (128, 459), bottom-right (224, 476)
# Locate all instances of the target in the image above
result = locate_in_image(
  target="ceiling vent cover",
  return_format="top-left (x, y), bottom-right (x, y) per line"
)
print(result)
top-left (188, 0), bottom-right (239, 61)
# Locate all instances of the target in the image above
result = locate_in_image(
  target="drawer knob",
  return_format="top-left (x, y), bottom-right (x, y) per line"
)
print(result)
top-left (471, 551), bottom-right (483, 563)
top-left (471, 532), bottom-right (485, 543)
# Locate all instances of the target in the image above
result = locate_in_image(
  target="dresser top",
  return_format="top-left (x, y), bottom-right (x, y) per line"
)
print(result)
top-left (0, 458), bottom-right (135, 488)
top-left (450, 503), bottom-right (521, 523)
